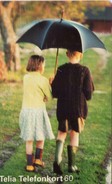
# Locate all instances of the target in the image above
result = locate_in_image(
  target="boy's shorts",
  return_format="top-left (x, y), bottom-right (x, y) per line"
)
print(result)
top-left (58, 118), bottom-right (85, 133)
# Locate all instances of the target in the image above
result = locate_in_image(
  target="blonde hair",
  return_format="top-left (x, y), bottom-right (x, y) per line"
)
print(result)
top-left (26, 55), bottom-right (44, 71)
top-left (66, 50), bottom-right (83, 60)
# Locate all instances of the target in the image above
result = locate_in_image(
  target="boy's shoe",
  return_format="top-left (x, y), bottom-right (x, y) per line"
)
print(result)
top-left (67, 145), bottom-right (80, 173)
top-left (53, 161), bottom-right (63, 175)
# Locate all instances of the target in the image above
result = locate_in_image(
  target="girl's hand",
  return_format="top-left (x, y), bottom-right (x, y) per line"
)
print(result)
top-left (49, 76), bottom-right (54, 85)
top-left (43, 95), bottom-right (48, 102)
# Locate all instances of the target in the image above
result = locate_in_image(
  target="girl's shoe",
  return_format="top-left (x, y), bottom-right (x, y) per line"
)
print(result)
top-left (35, 159), bottom-right (45, 167)
top-left (35, 148), bottom-right (44, 167)
top-left (26, 165), bottom-right (35, 172)
top-left (26, 154), bottom-right (35, 172)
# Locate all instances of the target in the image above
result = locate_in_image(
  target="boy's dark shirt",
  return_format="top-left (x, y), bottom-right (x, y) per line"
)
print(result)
top-left (51, 63), bottom-right (94, 121)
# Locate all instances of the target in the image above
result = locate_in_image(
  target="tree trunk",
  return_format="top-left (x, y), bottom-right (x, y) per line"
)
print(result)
top-left (0, 2), bottom-right (21, 71)
top-left (0, 51), bottom-right (7, 81)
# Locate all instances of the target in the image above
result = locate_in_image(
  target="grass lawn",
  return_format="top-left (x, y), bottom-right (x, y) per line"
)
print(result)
top-left (0, 35), bottom-right (111, 184)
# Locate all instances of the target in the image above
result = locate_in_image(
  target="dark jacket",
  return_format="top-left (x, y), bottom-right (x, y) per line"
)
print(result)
top-left (51, 63), bottom-right (94, 121)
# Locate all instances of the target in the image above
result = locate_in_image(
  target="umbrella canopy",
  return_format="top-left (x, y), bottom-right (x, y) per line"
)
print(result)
top-left (17, 19), bottom-right (106, 52)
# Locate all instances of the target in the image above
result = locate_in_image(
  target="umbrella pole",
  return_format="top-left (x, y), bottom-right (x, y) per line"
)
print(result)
top-left (54, 48), bottom-right (59, 75)
top-left (54, 8), bottom-right (64, 75)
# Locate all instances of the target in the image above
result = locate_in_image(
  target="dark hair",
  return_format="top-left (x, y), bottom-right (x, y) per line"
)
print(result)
top-left (26, 55), bottom-right (44, 71)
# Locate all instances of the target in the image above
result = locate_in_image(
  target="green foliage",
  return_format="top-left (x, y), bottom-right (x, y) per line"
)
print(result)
top-left (16, 1), bottom-right (86, 28)
top-left (16, 1), bottom-right (111, 29)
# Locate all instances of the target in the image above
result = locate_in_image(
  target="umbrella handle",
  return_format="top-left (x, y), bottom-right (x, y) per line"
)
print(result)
top-left (54, 48), bottom-right (59, 75)
top-left (60, 6), bottom-right (64, 21)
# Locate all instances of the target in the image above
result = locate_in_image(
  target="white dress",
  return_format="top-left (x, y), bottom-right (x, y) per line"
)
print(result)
top-left (19, 107), bottom-right (55, 141)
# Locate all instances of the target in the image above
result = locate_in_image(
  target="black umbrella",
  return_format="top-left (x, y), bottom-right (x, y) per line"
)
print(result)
top-left (17, 19), bottom-right (106, 74)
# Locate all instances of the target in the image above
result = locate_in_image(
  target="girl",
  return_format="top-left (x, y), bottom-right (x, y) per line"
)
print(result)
top-left (19, 55), bottom-right (55, 172)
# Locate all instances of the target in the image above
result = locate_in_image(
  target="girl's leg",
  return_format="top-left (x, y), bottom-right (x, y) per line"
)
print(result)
top-left (36, 140), bottom-right (44, 149)
top-left (35, 140), bottom-right (44, 167)
top-left (26, 140), bottom-right (33, 154)
top-left (26, 141), bottom-right (34, 172)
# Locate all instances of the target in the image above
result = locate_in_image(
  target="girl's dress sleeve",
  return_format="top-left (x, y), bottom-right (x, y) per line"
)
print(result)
top-left (41, 78), bottom-right (52, 101)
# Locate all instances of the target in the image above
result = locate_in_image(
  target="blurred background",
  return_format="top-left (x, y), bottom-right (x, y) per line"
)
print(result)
top-left (0, 1), bottom-right (111, 184)
top-left (0, 0), bottom-right (112, 75)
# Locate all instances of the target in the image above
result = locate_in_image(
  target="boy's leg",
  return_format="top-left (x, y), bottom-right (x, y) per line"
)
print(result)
top-left (70, 130), bottom-right (79, 147)
top-left (53, 131), bottom-right (67, 175)
top-left (57, 131), bottom-right (67, 142)
top-left (67, 130), bottom-right (79, 173)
